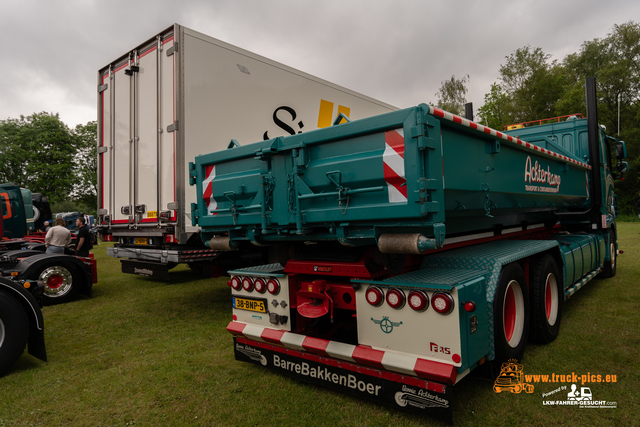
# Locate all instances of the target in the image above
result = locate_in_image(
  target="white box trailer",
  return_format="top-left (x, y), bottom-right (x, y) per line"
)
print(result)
top-left (97, 24), bottom-right (397, 279)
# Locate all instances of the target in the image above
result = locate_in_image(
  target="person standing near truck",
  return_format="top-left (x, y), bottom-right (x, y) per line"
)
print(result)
top-left (75, 217), bottom-right (92, 257)
top-left (45, 218), bottom-right (71, 254)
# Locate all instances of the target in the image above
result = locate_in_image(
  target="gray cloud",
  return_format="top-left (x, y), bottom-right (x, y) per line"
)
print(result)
top-left (1, 0), bottom-right (637, 127)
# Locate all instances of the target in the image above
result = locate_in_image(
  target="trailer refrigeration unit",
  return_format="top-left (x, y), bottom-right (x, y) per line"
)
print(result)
top-left (190, 78), bottom-right (627, 423)
top-left (97, 24), bottom-right (396, 279)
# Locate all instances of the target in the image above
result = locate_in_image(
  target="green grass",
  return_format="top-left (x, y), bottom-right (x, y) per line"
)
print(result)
top-left (1, 224), bottom-right (639, 426)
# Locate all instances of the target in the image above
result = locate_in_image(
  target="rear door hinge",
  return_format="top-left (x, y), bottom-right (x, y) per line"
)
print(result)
top-left (167, 121), bottom-right (179, 132)
top-left (166, 42), bottom-right (178, 56)
top-left (98, 84), bottom-right (108, 93)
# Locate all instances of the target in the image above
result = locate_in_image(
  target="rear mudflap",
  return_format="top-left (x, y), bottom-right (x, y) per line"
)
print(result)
top-left (234, 337), bottom-right (453, 424)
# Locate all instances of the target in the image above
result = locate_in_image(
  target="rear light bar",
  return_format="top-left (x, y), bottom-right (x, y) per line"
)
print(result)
top-left (366, 286), bottom-right (456, 315)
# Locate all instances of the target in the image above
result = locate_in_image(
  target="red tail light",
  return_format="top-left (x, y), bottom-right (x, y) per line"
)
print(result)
top-left (386, 288), bottom-right (406, 309)
top-left (365, 286), bottom-right (384, 307)
top-left (242, 277), bottom-right (254, 292)
top-left (229, 276), bottom-right (242, 290)
top-left (267, 278), bottom-right (280, 295)
top-left (432, 292), bottom-right (454, 314)
top-left (408, 290), bottom-right (429, 312)
top-left (254, 278), bottom-right (266, 293)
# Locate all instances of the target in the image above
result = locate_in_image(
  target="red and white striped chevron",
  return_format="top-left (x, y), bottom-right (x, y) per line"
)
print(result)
top-left (202, 165), bottom-right (217, 214)
top-left (383, 129), bottom-right (407, 203)
top-left (227, 321), bottom-right (458, 384)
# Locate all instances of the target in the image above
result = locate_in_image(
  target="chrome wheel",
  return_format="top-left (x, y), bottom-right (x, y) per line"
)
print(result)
top-left (40, 266), bottom-right (74, 298)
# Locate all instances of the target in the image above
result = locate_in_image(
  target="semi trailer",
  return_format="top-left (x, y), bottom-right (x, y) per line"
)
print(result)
top-left (97, 23), bottom-right (396, 279)
top-left (190, 77), bottom-right (626, 423)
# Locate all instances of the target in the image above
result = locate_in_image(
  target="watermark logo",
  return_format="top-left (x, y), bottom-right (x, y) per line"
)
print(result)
top-left (542, 383), bottom-right (617, 408)
top-left (493, 360), bottom-right (535, 394)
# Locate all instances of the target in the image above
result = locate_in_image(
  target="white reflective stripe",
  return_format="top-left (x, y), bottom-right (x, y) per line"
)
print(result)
top-left (280, 332), bottom-right (306, 351)
top-left (383, 143), bottom-right (405, 179)
top-left (381, 351), bottom-right (419, 376)
top-left (203, 165), bottom-right (217, 214)
top-left (325, 341), bottom-right (356, 362)
top-left (241, 325), bottom-right (266, 342)
top-left (387, 183), bottom-right (407, 203)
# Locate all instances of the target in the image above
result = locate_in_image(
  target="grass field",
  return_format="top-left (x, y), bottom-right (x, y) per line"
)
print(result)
top-left (1, 224), bottom-right (638, 426)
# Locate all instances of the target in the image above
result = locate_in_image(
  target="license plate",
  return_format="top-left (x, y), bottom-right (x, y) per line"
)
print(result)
top-left (147, 210), bottom-right (158, 218)
top-left (233, 297), bottom-right (267, 313)
top-left (134, 238), bottom-right (148, 245)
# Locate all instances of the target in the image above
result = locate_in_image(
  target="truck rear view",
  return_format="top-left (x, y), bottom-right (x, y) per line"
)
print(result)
top-left (97, 24), bottom-right (396, 279)
top-left (191, 78), bottom-right (626, 422)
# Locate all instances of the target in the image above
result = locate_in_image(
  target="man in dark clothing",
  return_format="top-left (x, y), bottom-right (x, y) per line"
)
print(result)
top-left (635, 192), bottom-right (640, 220)
top-left (75, 216), bottom-right (91, 257)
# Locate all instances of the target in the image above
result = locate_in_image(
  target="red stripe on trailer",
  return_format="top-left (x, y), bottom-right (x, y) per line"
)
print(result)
top-left (414, 358), bottom-right (457, 384)
top-left (302, 336), bottom-right (330, 356)
top-left (261, 328), bottom-right (286, 344)
top-left (227, 321), bottom-right (247, 336)
top-left (352, 346), bottom-right (385, 369)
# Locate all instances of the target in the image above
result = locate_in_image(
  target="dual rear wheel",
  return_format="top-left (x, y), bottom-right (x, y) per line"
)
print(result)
top-left (493, 255), bottom-right (562, 367)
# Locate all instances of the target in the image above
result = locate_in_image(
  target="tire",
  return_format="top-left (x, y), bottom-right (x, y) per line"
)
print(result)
top-left (531, 255), bottom-right (562, 344)
top-left (0, 291), bottom-right (29, 376)
top-left (600, 231), bottom-right (617, 278)
top-left (32, 263), bottom-right (79, 305)
top-left (493, 263), bottom-right (530, 367)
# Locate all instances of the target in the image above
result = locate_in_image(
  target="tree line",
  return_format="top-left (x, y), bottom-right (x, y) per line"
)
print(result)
top-left (0, 113), bottom-right (96, 213)
top-left (434, 21), bottom-right (639, 215)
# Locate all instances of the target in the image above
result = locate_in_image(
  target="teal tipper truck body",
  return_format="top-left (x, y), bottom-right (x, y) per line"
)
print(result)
top-left (190, 78), bottom-right (627, 423)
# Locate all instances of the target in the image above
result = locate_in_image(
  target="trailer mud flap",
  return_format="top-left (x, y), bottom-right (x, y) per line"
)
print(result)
top-left (234, 337), bottom-right (453, 424)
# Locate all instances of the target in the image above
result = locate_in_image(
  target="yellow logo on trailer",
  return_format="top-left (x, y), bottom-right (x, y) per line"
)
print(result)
top-left (318, 100), bottom-right (351, 128)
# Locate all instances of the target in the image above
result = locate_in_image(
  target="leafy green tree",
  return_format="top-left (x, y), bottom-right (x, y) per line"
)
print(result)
top-left (477, 83), bottom-right (511, 129)
top-left (73, 121), bottom-right (97, 211)
top-left (0, 112), bottom-right (76, 203)
top-left (559, 22), bottom-right (640, 214)
top-left (498, 46), bottom-right (566, 124)
top-left (434, 74), bottom-right (470, 116)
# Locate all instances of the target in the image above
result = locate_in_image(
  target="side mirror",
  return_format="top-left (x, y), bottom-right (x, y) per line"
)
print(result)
top-left (616, 161), bottom-right (629, 173)
top-left (615, 141), bottom-right (627, 160)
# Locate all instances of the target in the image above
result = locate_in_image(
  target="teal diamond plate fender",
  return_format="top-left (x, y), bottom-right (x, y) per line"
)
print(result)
top-left (421, 240), bottom-right (559, 360)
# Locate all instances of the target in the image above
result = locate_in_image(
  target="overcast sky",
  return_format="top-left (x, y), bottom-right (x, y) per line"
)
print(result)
top-left (1, 0), bottom-right (638, 128)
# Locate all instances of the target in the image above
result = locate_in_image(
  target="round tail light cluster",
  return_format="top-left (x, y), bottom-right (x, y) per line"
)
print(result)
top-left (432, 292), bottom-right (455, 315)
top-left (267, 278), bottom-right (280, 295)
top-left (365, 286), bottom-right (384, 306)
top-left (254, 278), bottom-right (266, 293)
top-left (408, 290), bottom-right (429, 312)
top-left (242, 277), bottom-right (254, 292)
top-left (229, 276), bottom-right (242, 290)
top-left (386, 288), bottom-right (406, 309)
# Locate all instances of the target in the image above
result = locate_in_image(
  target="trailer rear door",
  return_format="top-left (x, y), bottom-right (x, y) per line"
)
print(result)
top-left (98, 28), bottom-right (176, 229)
